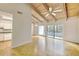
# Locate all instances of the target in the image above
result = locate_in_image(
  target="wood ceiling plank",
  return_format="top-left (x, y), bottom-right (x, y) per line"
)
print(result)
top-left (32, 16), bottom-right (41, 23)
top-left (31, 4), bottom-right (49, 22)
top-left (32, 21), bottom-right (36, 24)
top-left (32, 3), bottom-right (79, 21)
top-left (32, 14), bottom-right (43, 22)
top-left (32, 19), bottom-right (38, 24)
top-left (67, 3), bottom-right (79, 17)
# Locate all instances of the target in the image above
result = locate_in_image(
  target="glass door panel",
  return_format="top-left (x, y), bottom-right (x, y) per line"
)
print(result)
top-left (47, 24), bottom-right (64, 55)
top-left (54, 24), bottom-right (63, 39)
top-left (47, 25), bottom-right (54, 37)
top-left (47, 24), bottom-right (63, 39)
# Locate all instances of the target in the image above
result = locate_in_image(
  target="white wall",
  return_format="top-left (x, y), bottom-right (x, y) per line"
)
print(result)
top-left (54, 17), bottom-right (79, 43)
top-left (64, 17), bottom-right (79, 43)
top-left (77, 18), bottom-right (79, 42)
top-left (0, 4), bottom-right (32, 48)
top-left (48, 17), bottom-right (79, 43)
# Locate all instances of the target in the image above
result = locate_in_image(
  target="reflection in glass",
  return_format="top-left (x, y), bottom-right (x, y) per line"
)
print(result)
top-left (0, 11), bottom-right (13, 41)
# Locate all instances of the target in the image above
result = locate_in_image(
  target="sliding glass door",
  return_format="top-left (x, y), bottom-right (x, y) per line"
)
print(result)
top-left (46, 24), bottom-right (64, 55)
top-left (37, 23), bottom-right (63, 39)
top-left (54, 24), bottom-right (63, 39)
top-left (47, 24), bottom-right (54, 37)
top-left (47, 24), bottom-right (63, 39)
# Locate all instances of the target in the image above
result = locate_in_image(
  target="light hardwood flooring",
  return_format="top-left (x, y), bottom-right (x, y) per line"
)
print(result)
top-left (0, 40), bottom-right (11, 56)
top-left (0, 36), bottom-right (79, 56)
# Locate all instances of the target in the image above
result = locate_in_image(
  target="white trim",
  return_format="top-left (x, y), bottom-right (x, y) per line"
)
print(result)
top-left (12, 40), bottom-right (32, 48)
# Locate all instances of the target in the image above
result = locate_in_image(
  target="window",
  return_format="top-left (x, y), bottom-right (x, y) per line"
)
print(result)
top-left (0, 11), bottom-right (13, 41)
top-left (47, 25), bottom-right (54, 37)
top-left (47, 24), bottom-right (63, 39)
top-left (38, 25), bottom-right (45, 35)
top-left (54, 24), bottom-right (63, 39)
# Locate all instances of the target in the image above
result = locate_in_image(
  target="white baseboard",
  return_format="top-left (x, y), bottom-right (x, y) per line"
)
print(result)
top-left (12, 40), bottom-right (32, 48)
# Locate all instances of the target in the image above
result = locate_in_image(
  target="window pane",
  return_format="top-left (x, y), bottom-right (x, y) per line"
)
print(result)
top-left (55, 24), bottom-right (63, 39)
top-left (38, 26), bottom-right (45, 35)
top-left (47, 24), bottom-right (63, 39)
top-left (47, 25), bottom-right (54, 37)
top-left (0, 11), bottom-right (13, 41)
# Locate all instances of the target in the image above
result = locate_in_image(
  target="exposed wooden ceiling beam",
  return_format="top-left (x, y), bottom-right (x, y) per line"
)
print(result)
top-left (32, 14), bottom-right (43, 22)
top-left (31, 5), bottom-right (49, 22)
top-left (65, 3), bottom-right (68, 20)
top-left (32, 19), bottom-right (38, 24)
top-left (42, 3), bottom-right (57, 21)
top-left (32, 16), bottom-right (41, 23)
top-left (32, 22), bottom-right (35, 24)
top-left (32, 21), bottom-right (37, 25)
top-left (32, 19), bottom-right (39, 24)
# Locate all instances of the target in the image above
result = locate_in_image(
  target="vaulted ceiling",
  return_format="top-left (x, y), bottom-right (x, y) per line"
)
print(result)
top-left (31, 3), bottom-right (79, 24)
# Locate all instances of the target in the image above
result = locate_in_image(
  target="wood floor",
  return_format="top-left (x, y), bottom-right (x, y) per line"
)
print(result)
top-left (0, 36), bottom-right (79, 56)
top-left (0, 40), bottom-right (11, 56)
